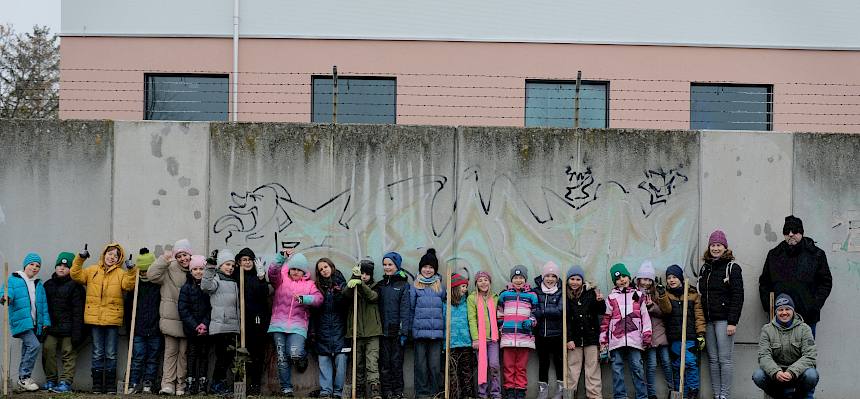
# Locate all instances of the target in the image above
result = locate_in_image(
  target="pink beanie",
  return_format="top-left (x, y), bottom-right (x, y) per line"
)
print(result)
top-left (474, 270), bottom-right (492, 285)
top-left (542, 261), bottom-right (560, 278)
top-left (708, 230), bottom-right (728, 247)
top-left (189, 255), bottom-right (207, 269)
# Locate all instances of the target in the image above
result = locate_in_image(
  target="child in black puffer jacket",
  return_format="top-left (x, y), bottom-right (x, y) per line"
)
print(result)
top-left (532, 261), bottom-right (565, 399)
top-left (178, 255), bottom-right (212, 394)
top-left (42, 252), bottom-right (86, 393)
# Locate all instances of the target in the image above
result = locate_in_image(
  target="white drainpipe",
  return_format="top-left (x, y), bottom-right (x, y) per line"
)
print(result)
top-left (232, 0), bottom-right (240, 122)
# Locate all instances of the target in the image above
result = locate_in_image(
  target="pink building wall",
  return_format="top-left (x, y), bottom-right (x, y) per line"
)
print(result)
top-left (60, 37), bottom-right (860, 132)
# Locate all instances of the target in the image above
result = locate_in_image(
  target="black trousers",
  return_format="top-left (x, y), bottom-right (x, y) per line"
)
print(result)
top-left (379, 335), bottom-right (405, 395)
top-left (535, 335), bottom-right (564, 383)
top-left (187, 335), bottom-right (211, 381)
top-left (212, 333), bottom-right (238, 383)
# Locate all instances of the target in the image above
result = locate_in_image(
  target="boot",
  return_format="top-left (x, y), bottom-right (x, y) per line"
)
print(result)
top-left (686, 388), bottom-right (699, 399)
top-left (105, 369), bottom-right (117, 394)
top-left (517, 389), bottom-right (527, 399)
top-left (551, 380), bottom-right (564, 399)
top-left (537, 382), bottom-right (549, 399)
top-left (198, 377), bottom-right (208, 395)
top-left (504, 388), bottom-right (516, 399)
top-left (369, 382), bottom-right (382, 399)
top-left (91, 369), bottom-right (103, 394)
top-left (186, 377), bottom-right (198, 395)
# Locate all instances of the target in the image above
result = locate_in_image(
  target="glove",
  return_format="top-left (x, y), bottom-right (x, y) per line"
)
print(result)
top-left (274, 253), bottom-right (286, 265)
top-left (347, 279), bottom-right (361, 288)
top-left (352, 265), bottom-right (361, 277)
top-left (655, 276), bottom-right (666, 295)
top-left (124, 256), bottom-right (135, 269)
top-left (472, 340), bottom-right (480, 350)
top-left (697, 336), bottom-right (706, 351)
top-left (79, 244), bottom-right (90, 260)
top-left (299, 295), bottom-right (315, 305)
top-left (206, 250), bottom-right (219, 266)
top-left (521, 319), bottom-right (532, 330)
top-left (254, 259), bottom-right (266, 278)
top-left (400, 335), bottom-right (407, 347)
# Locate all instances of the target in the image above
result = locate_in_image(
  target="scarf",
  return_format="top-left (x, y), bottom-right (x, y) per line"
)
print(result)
top-left (16, 271), bottom-right (37, 323)
top-left (476, 292), bottom-right (498, 385)
top-left (418, 274), bottom-right (440, 285)
top-left (541, 282), bottom-right (558, 295)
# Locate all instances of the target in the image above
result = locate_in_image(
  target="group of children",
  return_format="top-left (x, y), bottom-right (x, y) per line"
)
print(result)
top-left (2, 229), bottom-right (743, 399)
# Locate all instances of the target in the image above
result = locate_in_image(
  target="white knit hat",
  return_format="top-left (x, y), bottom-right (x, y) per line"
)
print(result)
top-left (217, 249), bottom-right (236, 266)
top-left (173, 239), bottom-right (193, 256)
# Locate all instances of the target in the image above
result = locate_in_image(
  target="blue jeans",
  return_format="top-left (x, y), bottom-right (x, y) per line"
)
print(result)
top-left (670, 341), bottom-right (700, 395)
top-left (318, 353), bottom-right (347, 397)
top-left (705, 321), bottom-right (735, 398)
top-left (610, 347), bottom-right (647, 399)
top-left (644, 345), bottom-right (672, 397)
top-left (272, 332), bottom-right (306, 392)
top-left (91, 326), bottom-right (119, 371)
top-left (131, 336), bottom-right (162, 384)
top-left (752, 367), bottom-right (819, 399)
top-left (15, 329), bottom-right (41, 378)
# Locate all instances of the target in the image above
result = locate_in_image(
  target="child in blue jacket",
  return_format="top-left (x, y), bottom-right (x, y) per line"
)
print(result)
top-left (0, 252), bottom-right (51, 392)
top-left (448, 273), bottom-right (474, 399)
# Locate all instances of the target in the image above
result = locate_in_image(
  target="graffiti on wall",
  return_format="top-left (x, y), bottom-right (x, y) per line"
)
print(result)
top-left (211, 157), bottom-right (697, 288)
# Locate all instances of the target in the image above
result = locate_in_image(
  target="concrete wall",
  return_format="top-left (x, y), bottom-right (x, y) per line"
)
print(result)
top-left (1, 120), bottom-right (857, 398)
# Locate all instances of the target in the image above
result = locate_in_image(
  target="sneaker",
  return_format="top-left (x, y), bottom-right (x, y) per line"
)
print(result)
top-left (127, 383), bottom-right (140, 394)
top-left (18, 377), bottom-right (39, 392)
top-left (176, 387), bottom-right (185, 396)
top-left (160, 385), bottom-right (176, 395)
top-left (142, 380), bottom-right (153, 394)
top-left (281, 388), bottom-right (294, 397)
top-left (43, 380), bottom-right (56, 391)
top-left (53, 381), bottom-right (72, 393)
top-left (210, 381), bottom-right (230, 395)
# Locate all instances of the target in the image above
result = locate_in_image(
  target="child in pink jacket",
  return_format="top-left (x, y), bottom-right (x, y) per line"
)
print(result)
top-left (600, 263), bottom-right (652, 399)
top-left (267, 250), bottom-right (323, 396)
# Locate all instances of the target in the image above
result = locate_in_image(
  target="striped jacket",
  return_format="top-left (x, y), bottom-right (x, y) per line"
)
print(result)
top-left (497, 283), bottom-right (538, 349)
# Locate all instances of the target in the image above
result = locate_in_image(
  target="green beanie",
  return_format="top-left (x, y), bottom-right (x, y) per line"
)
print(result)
top-left (609, 263), bottom-right (630, 282)
top-left (55, 252), bottom-right (75, 268)
top-left (136, 252), bottom-right (156, 271)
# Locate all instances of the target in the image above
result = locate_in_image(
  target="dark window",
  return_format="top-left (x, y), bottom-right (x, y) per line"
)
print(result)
top-left (312, 77), bottom-right (396, 124)
top-left (145, 74), bottom-right (229, 121)
top-left (525, 80), bottom-right (608, 128)
top-left (690, 84), bottom-right (772, 130)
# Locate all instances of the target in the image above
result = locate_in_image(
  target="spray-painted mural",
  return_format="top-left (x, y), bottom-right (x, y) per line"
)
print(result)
top-left (209, 126), bottom-right (699, 291)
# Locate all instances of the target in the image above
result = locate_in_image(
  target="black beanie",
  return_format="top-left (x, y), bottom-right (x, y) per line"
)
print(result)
top-left (419, 248), bottom-right (439, 274)
top-left (234, 247), bottom-right (256, 263)
top-left (783, 215), bottom-right (804, 235)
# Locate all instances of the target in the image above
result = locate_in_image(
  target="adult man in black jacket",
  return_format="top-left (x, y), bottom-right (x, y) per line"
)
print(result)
top-left (759, 215), bottom-right (833, 336)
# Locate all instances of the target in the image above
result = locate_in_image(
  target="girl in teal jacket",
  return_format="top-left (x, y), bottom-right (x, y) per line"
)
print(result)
top-left (1, 252), bottom-right (51, 391)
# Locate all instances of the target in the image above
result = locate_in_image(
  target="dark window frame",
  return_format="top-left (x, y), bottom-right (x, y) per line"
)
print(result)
top-left (311, 75), bottom-right (397, 124)
top-left (689, 82), bottom-right (773, 131)
top-left (524, 79), bottom-right (611, 128)
top-left (143, 73), bottom-right (230, 121)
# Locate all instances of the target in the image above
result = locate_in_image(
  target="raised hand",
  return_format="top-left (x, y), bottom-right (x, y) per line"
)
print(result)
top-left (79, 244), bottom-right (90, 260)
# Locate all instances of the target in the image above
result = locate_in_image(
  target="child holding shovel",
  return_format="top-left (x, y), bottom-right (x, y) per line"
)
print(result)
top-left (656, 265), bottom-right (705, 399)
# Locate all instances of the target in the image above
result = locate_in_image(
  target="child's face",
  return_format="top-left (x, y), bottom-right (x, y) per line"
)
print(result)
top-left (55, 264), bottom-right (69, 277)
top-left (219, 261), bottom-right (235, 276)
top-left (420, 264), bottom-right (435, 278)
top-left (458, 284), bottom-right (468, 295)
top-left (543, 274), bottom-right (558, 287)
top-left (637, 278), bottom-right (653, 289)
top-left (239, 256), bottom-right (254, 271)
top-left (317, 261), bottom-right (332, 278)
top-left (615, 275), bottom-right (630, 288)
top-left (382, 258), bottom-right (397, 275)
top-left (568, 275), bottom-right (583, 291)
top-left (361, 272), bottom-right (371, 283)
top-left (289, 268), bottom-right (305, 281)
top-left (175, 252), bottom-right (191, 268)
top-left (104, 248), bottom-right (119, 266)
top-left (190, 266), bottom-right (204, 280)
top-left (511, 275), bottom-right (525, 288)
top-left (709, 243), bottom-right (727, 258)
top-left (476, 276), bottom-right (491, 293)
top-left (23, 262), bottom-right (41, 278)
top-left (667, 275), bottom-right (681, 288)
